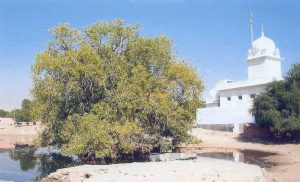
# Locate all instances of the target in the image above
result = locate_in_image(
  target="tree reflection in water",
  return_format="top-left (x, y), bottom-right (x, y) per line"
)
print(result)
top-left (34, 153), bottom-right (80, 180)
top-left (7, 146), bottom-right (79, 181)
top-left (9, 146), bottom-right (37, 171)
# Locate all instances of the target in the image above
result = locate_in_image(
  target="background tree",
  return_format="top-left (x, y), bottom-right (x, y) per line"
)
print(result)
top-left (11, 99), bottom-right (32, 123)
top-left (31, 20), bottom-right (204, 161)
top-left (252, 63), bottom-right (300, 138)
top-left (0, 109), bottom-right (10, 117)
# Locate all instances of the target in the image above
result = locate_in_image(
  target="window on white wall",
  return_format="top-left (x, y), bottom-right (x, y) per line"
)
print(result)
top-left (250, 94), bottom-right (256, 99)
top-left (238, 95), bottom-right (243, 100)
top-left (227, 96), bottom-right (231, 101)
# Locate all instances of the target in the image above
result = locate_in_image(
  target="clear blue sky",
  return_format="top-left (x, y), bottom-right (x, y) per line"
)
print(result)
top-left (0, 0), bottom-right (299, 110)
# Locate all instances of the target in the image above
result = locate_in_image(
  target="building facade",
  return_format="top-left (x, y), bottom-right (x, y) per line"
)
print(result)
top-left (196, 26), bottom-right (283, 132)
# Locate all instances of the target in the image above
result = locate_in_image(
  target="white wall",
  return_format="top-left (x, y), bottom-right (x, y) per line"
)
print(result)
top-left (247, 59), bottom-right (264, 80)
top-left (196, 105), bottom-right (254, 125)
top-left (265, 59), bottom-right (281, 79)
top-left (247, 57), bottom-right (282, 80)
top-left (219, 85), bottom-right (266, 107)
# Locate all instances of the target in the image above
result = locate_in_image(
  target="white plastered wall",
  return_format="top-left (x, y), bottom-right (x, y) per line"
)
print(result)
top-left (219, 85), bottom-right (266, 108)
top-left (196, 105), bottom-right (254, 125)
top-left (247, 57), bottom-right (282, 80)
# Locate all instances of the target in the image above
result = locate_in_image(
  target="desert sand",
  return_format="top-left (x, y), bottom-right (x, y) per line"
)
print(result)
top-left (0, 125), bottom-right (41, 145)
top-left (190, 128), bottom-right (300, 182)
top-left (43, 158), bottom-right (265, 182)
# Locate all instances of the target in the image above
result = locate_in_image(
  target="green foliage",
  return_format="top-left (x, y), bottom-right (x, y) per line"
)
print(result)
top-left (183, 135), bottom-right (202, 145)
top-left (61, 114), bottom-right (146, 159)
top-left (11, 99), bottom-right (32, 123)
top-left (252, 63), bottom-right (300, 137)
top-left (0, 109), bottom-right (10, 117)
top-left (31, 20), bottom-right (204, 160)
top-left (0, 99), bottom-right (32, 123)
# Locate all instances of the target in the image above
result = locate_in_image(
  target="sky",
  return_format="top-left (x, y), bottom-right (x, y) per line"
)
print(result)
top-left (0, 0), bottom-right (299, 111)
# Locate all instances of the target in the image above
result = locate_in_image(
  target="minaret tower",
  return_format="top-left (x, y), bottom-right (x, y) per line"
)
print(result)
top-left (247, 23), bottom-right (282, 80)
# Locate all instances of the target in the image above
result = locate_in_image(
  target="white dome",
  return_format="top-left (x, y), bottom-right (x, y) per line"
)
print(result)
top-left (248, 32), bottom-right (280, 58)
top-left (252, 33), bottom-right (276, 51)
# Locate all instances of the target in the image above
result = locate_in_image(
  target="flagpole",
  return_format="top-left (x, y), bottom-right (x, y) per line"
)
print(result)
top-left (250, 12), bottom-right (253, 46)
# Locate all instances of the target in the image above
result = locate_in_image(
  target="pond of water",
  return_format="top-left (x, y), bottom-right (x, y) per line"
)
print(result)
top-left (0, 147), bottom-right (276, 182)
top-left (0, 146), bottom-right (79, 182)
top-left (151, 150), bottom-right (276, 168)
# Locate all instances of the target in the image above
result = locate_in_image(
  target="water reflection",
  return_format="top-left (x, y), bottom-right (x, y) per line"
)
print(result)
top-left (197, 150), bottom-right (276, 168)
top-left (34, 153), bottom-right (80, 181)
top-left (150, 153), bottom-right (197, 162)
top-left (0, 146), bottom-right (276, 181)
top-left (9, 147), bottom-right (37, 171)
top-left (0, 146), bottom-right (79, 182)
top-left (150, 150), bottom-right (276, 168)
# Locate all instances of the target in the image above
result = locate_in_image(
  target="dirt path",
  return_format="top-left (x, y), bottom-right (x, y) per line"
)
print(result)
top-left (190, 128), bottom-right (300, 182)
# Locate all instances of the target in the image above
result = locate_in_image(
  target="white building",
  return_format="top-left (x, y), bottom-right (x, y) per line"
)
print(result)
top-left (196, 25), bottom-right (283, 132)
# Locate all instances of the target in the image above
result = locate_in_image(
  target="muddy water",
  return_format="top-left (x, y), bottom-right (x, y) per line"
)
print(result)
top-left (197, 150), bottom-right (277, 168)
top-left (150, 150), bottom-right (277, 168)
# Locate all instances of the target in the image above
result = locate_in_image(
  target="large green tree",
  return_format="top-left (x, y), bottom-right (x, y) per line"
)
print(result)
top-left (252, 63), bottom-right (300, 137)
top-left (31, 20), bottom-right (204, 160)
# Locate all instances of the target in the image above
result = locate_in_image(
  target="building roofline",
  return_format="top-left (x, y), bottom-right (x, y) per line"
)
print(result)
top-left (217, 78), bottom-right (282, 91)
top-left (247, 55), bottom-right (283, 61)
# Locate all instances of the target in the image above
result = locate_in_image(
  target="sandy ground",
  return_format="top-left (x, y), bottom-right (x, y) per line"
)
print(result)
top-left (44, 159), bottom-right (265, 182)
top-left (190, 128), bottom-right (300, 182)
top-left (2, 125), bottom-right (298, 181)
top-left (0, 125), bottom-right (41, 145)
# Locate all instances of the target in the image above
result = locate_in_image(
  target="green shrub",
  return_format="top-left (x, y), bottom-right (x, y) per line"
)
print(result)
top-left (252, 63), bottom-right (300, 138)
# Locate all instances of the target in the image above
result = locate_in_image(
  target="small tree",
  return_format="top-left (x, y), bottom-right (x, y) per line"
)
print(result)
top-left (31, 20), bottom-right (204, 160)
top-left (0, 109), bottom-right (10, 117)
top-left (252, 63), bottom-right (300, 137)
top-left (11, 99), bottom-right (32, 123)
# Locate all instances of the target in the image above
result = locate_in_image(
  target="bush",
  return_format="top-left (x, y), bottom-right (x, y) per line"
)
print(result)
top-left (252, 63), bottom-right (300, 138)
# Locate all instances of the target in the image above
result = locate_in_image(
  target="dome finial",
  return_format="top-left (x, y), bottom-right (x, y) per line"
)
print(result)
top-left (261, 23), bottom-right (264, 36)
